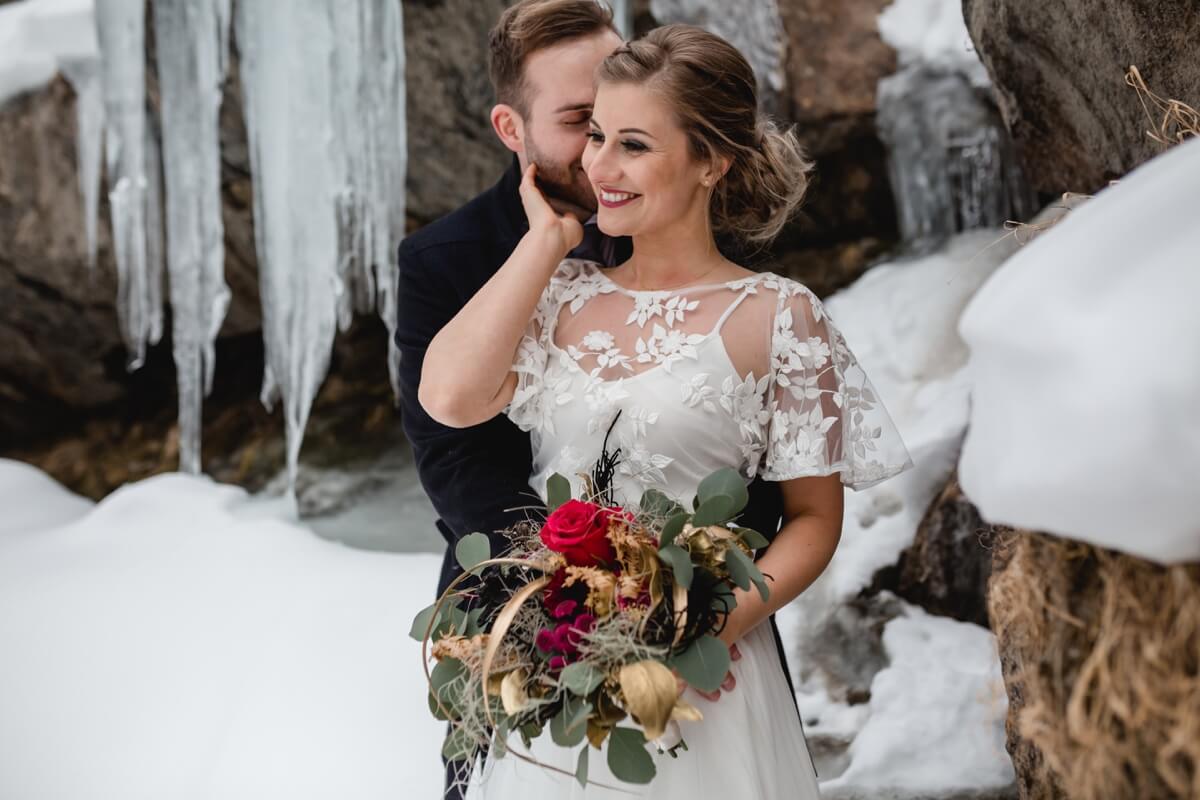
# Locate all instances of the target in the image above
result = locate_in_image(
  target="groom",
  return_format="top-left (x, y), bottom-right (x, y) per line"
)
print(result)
top-left (395, 2), bottom-right (794, 796)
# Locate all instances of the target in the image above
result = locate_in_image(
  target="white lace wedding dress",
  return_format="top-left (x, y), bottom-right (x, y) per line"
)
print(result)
top-left (465, 259), bottom-right (913, 799)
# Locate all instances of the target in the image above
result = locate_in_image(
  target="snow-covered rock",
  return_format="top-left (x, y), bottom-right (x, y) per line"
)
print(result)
top-left (958, 136), bottom-right (1200, 564)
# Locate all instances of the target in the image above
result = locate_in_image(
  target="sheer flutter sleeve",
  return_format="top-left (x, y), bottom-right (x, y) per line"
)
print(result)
top-left (504, 260), bottom-right (579, 432)
top-left (759, 281), bottom-right (913, 489)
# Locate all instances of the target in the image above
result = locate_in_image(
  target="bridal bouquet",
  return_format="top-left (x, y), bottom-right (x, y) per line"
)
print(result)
top-left (410, 464), bottom-right (772, 788)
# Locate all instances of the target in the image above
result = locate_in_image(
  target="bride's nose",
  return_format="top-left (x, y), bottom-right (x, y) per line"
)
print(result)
top-left (585, 140), bottom-right (621, 186)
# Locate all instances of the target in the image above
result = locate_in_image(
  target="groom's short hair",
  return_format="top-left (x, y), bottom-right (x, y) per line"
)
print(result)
top-left (488, 0), bottom-right (618, 117)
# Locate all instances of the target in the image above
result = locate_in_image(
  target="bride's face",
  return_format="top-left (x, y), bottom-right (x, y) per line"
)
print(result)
top-left (582, 82), bottom-right (714, 239)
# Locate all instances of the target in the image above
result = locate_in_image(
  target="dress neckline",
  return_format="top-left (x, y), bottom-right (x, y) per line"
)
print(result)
top-left (586, 261), bottom-right (769, 296)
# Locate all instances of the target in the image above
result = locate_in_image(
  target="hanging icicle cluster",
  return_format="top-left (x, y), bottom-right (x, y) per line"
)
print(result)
top-left (77, 0), bottom-right (408, 492)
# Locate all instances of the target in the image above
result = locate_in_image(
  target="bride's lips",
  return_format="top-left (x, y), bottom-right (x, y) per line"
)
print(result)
top-left (597, 186), bottom-right (642, 209)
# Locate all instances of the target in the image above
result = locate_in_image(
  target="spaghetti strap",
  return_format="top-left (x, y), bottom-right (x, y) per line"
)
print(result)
top-left (712, 289), bottom-right (753, 335)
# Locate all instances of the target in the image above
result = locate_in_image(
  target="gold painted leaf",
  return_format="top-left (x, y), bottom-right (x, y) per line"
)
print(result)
top-left (500, 668), bottom-right (530, 715)
top-left (617, 660), bottom-right (679, 741)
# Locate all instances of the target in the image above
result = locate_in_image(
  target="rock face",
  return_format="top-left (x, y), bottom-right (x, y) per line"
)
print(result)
top-left (963, 0), bottom-right (1200, 194)
top-left (778, 0), bottom-right (900, 247)
top-left (869, 476), bottom-right (999, 629)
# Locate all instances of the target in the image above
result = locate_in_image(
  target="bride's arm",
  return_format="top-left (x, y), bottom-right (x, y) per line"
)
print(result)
top-left (419, 165), bottom-right (583, 429)
top-left (717, 473), bottom-right (845, 647)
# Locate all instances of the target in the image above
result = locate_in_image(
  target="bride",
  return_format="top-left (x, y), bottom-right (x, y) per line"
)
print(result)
top-left (420, 23), bottom-right (912, 799)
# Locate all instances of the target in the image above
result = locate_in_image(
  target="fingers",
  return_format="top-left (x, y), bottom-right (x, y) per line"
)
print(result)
top-left (730, 642), bottom-right (742, 662)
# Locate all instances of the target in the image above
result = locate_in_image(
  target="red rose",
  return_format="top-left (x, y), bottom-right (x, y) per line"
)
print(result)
top-left (540, 499), bottom-right (617, 567)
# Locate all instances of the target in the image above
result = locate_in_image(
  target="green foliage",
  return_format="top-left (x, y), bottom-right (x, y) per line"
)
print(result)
top-left (550, 696), bottom-right (592, 747)
top-left (575, 746), bottom-right (590, 788)
top-left (735, 526), bottom-right (770, 550)
top-left (607, 726), bottom-right (656, 783)
top-left (455, 532), bottom-right (491, 572)
top-left (546, 473), bottom-right (572, 512)
top-left (725, 546), bottom-right (770, 601)
top-left (657, 544), bottom-right (694, 589)
top-left (408, 602), bottom-right (442, 642)
top-left (658, 512), bottom-right (688, 549)
top-left (560, 662), bottom-right (606, 696)
top-left (669, 634), bottom-right (730, 693)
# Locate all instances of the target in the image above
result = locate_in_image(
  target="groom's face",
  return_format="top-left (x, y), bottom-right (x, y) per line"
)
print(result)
top-left (519, 31), bottom-right (623, 216)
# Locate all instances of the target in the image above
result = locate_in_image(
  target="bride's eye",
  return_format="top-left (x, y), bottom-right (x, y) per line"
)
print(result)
top-left (586, 131), bottom-right (605, 144)
top-left (621, 139), bottom-right (648, 153)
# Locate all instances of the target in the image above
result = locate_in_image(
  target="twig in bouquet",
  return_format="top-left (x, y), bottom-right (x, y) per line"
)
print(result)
top-left (590, 410), bottom-right (624, 507)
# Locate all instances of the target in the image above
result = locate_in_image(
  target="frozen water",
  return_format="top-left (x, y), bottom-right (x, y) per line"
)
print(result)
top-left (650, 0), bottom-right (786, 95)
top-left (876, 65), bottom-right (1035, 248)
top-left (877, 0), bottom-right (991, 88)
top-left (94, 0), bottom-right (164, 370)
top-left (152, 0), bottom-right (233, 475)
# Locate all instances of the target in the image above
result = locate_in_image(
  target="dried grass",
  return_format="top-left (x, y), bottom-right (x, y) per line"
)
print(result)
top-left (988, 531), bottom-right (1200, 799)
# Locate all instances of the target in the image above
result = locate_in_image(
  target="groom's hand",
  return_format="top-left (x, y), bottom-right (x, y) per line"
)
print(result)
top-left (519, 163), bottom-right (585, 255)
top-left (676, 642), bottom-right (742, 703)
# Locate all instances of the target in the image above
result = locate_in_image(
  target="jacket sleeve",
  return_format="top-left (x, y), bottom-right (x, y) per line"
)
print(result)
top-left (394, 239), bottom-right (545, 568)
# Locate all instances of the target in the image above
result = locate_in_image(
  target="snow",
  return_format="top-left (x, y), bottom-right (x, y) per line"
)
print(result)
top-left (785, 229), bottom-right (1019, 609)
top-left (877, 0), bottom-right (990, 87)
top-left (0, 0), bottom-right (97, 106)
top-left (0, 462), bottom-right (445, 799)
top-left (0, 459), bottom-right (93, 537)
top-left (958, 136), bottom-right (1200, 565)
top-left (819, 603), bottom-right (1013, 798)
top-left (152, 0), bottom-right (233, 475)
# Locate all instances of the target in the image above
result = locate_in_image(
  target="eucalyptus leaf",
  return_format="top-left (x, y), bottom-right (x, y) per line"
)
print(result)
top-left (560, 662), bottom-right (606, 696)
top-left (657, 544), bottom-right (694, 590)
top-left (430, 658), bottom-right (468, 719)
top-left (670, 635), bottom-right (730, 693)
top-left (691, 494), bottom-right (737, 527)
top-left (736, 526), bottom-right (771, 550)
top-left (546, 473), bottom-right (572, 512)
top-left (639, 488), bottom-right (680, 519)
top-left (442, 726), bottom-right (475, 761)
top-left (550, 697), bottom-right (592, 747)
top-left (408, 602), bottom-right (442, 642)
top-left (751, 570), bottom-right (771, 602)
top-left (697, 468), bottom-right (749, 513)
top-left (575, 746), bottom-right (590, 788)
top-left (455, 532), bottom-right (491, 572)
top-left (723, 545), bottom-right (754, 591)
top-left (465, 606), bottom-right (487, 636)
top-left (606, 726), bottom-right (656, 784)
top-left (658, 512), bottom-right (688, 549)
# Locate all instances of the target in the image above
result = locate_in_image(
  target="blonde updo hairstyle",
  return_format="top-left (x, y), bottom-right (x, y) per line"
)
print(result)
top-left (595, 24), bottom-right (813, 246)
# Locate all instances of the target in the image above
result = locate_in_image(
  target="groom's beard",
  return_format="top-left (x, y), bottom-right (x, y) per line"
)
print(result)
top-left (525, 138), bottom-right (597, 217)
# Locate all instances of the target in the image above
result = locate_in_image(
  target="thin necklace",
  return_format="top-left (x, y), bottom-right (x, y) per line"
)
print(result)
top-left (621, 262), bottom-right (725, 292)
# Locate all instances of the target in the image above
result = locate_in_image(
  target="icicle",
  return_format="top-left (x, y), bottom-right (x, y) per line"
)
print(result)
top-left (236, 0), bottom-right (341, 493)
top-left (649, 0), bottom-right (786, 97)
top-left (876, 66), bottom-right (1035, 248)
top-left (94, 0), bottom-right (162, 370)
top-left (611, 0), bottom-right (632, 38)
top-left (328, 0), bottom-right (407, 399)
top-left (152, 0), bottom-right (232, 475)
top-left (60, 57), bottom-right (105, 272)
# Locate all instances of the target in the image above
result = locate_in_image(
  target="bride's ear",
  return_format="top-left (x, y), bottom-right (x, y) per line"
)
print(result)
top-left (490, 104), bottom-right (526, 155)
top-left (700, 154), bottom-right (732, 188)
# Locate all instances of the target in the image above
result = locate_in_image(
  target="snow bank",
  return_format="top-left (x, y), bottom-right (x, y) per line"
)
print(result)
top-left (0, 458), bottom-right (93, 536)
top-left (958, 136), bottom-right (1200, 564)
top-left (0, 469), bottom-right (445, 799)
top-left (877, 0), bottom-right (989, 86)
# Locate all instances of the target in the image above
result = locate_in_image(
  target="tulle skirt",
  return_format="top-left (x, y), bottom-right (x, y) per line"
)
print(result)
top-left (465, 621), bottom-right (821, 799)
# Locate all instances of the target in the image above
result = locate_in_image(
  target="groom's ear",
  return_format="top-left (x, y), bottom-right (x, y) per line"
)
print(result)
top-left (490, 104), bottom-right (526, 155)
